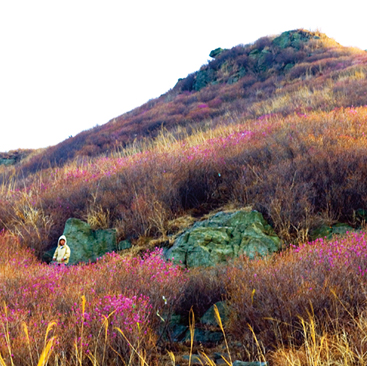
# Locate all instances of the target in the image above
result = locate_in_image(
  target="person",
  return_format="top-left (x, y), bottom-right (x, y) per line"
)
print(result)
top-left (52, 235), bottom-right (71, 265)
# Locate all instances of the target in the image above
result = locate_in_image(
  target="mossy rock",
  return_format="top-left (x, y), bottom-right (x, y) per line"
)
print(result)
top-left (273, 32), bottom-right (292, 49)
top-left (0, 158), bottom-right (16, 166)
top-left (310, 224), bottom-right (332, 239)
top-left (227, 75), bottom-right (239, 84)
top-left (182, 328), bottom-right (223, 344)
top-left (272, 30), bottom-right (312, 49)
top-left (284, 63), bottom-right (295, 71)
top-left (118, 239), bottom-right (132, 250)
top-left (356, 209), bottom-right (367, 220)
top-left (62, 218), bottom-right (117, 264)
top-left (165, 210), bottom-right (281, 267)
top-left (249, 48), bottom-right (260, 58)
top-left (194, 68), bottom-right (216, 91)
top-left (209, 47), bottom-right (226, 58)
top-left (158, 313), bottom-right (188, 342)
top-left (310, 223), bottom-right (355, 241)
top-left (248, 48), bottom-right (273, 72)
top-left (238, 67), bottom-right (247, 78)
top-left (200, 301), bottom-right (229, 326)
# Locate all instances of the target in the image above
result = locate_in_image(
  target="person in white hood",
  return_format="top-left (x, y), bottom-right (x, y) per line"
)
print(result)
top-left (52, 235), bottom-right (71, 264)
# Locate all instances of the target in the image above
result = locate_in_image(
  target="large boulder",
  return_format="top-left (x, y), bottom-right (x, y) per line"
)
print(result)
top-left (165, 210), bottom-right (281, 267)
top-left (62, 218), bottom-right (117, 264)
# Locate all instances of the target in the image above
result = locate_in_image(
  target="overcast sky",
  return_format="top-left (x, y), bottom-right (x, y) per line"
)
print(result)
top-left (1, 0), bottom-right (366, 152)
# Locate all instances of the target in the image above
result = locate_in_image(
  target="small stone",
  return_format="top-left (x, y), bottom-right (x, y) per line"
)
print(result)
top-left (182, 329), bottom-right (223, 344)
top-left (118, 239), bottom-right (132, 250)
top-left (213, 352), bottom-right (230, 360)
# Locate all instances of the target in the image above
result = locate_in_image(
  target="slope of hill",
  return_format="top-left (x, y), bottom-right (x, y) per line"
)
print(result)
top-left (2, 28), bottom-right (367, 365)
top-left (1, 28), bottom-right (367, 255)
top-left (13, 28), bottom-right (367, 175)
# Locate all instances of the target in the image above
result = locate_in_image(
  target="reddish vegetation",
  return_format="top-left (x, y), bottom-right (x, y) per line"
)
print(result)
top-left (226, 231), bottom-right (367, 361)
top-left (2, 223), bottom-right (367, 364)
top-left (0, 232), bottom-right (187, 364)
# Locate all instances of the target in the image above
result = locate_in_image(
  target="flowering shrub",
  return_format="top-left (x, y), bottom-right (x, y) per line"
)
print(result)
top-left (70, 294), bottom-right (152, 358)
top-left (226, 231), bottom-right (367, 360)
top-left (0, 232), bottom-right (187, 364)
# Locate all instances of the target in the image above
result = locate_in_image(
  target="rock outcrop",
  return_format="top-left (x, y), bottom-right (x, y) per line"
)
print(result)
top-left (165, 210), bottom-right (281, 267)
top-left (209, 47), bottom-right (227, 58)
top-left (0, 149), bottom-right (33, 166)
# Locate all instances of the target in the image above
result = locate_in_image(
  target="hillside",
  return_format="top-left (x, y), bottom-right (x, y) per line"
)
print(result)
top-left (11, 28), bottom-right (367, 175)
top-left (1, 28), bottom-right (367, 365)
top-left (0, 28), bottom-right (367, 255)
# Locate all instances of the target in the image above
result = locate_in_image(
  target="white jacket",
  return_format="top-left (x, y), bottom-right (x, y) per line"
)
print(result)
top-left (53, 235), bottom-right (71, 264)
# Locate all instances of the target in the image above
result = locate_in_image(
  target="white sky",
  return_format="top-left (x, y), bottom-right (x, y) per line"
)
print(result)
top-left (1, 0), bottom-right (366, 152)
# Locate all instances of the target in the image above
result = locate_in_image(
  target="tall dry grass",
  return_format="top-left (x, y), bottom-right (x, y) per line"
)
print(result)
top-left (0, 231), bottom-right (188, 365)
top-left (225, 231), bottom-right (367, 364)
top-left (3, 230), bottom-right (367, 364)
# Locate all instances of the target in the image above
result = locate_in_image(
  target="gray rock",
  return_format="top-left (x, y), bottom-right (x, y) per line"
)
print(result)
top-left (209, 48), bottom-right (226, 58)
top-left (118, 239), bottom-right (132, 250)
top-left (182, 328), bottom-right (223, 344)
top-left (0, 158), bottom-right (16, 166)
top-left (158, 313), bottom-right (188, 342)
top-left (200, 301), bottom-right (229, 326)
top-left (165, 210), bottom-right (281, 267)
top-left (62, 218), bottom-right (117, 264)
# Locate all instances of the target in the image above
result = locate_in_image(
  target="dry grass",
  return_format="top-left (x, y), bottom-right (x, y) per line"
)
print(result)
top-left (1, 230), bottom-right (367, 365)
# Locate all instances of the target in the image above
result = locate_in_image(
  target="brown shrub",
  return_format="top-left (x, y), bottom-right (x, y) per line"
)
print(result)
top-left (174, 267), bottom-right (227, 320)
top-left (225, 234), bottom-right (367, 360)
